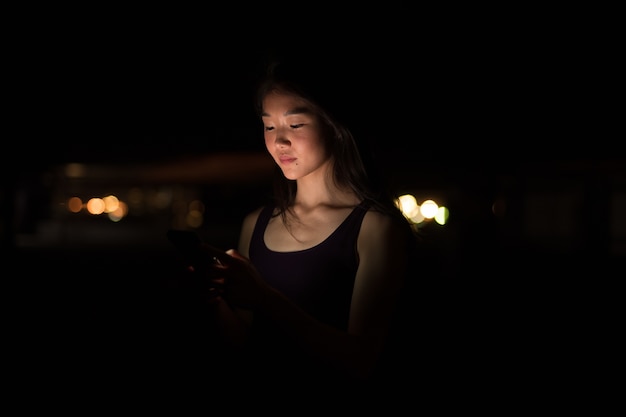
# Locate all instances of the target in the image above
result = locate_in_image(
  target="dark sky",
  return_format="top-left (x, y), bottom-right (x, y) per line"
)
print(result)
top-left (13, 11), bottom-right (619, 168)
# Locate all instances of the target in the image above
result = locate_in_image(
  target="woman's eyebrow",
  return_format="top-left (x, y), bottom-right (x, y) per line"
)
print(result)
top-left (284, 106), bottom-right (311, 116)
top-left (261, 106), bottom-right (312, 118)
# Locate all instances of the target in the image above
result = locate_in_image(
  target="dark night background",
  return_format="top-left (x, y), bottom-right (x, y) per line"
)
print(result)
top-left (3, 8), bottom-right (622, 407)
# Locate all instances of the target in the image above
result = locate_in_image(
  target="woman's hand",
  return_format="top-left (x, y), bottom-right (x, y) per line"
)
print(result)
top-left (184, 243), bottom-right (268, 310)
top-left (212, 248), bottom-right (270, 310)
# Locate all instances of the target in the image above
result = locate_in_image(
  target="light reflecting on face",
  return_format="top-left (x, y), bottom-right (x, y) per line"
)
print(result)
top-left (261, 91), bottom-right (330, 181)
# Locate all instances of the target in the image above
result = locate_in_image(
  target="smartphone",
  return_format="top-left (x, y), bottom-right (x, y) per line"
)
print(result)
top-left (166, 229), bottom-right (228, 266)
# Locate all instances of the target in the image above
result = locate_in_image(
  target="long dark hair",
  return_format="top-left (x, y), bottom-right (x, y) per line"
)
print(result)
top-left (254, 55), bottom-right (411, 230)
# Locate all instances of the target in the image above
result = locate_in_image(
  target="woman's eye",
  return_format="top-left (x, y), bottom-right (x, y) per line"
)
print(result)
top-left (264, 126), bottom-right (274, 132)
top-left (290, 124), bottom-right (304, 129)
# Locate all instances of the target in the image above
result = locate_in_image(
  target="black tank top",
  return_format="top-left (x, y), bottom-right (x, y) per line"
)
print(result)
top-left (248, 202), bottom-right (370, 331)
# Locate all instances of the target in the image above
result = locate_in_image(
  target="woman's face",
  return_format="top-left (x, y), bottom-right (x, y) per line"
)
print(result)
top-left (261, 90), bottom-right (330, 181)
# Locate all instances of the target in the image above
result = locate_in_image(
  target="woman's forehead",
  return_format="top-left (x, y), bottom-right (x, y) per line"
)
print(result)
top-left (262, 90), bottom-right (314, 115)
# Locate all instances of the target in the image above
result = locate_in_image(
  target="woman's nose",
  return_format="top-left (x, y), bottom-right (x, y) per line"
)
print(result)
top-left (275, 135), bottom-right (290, 147)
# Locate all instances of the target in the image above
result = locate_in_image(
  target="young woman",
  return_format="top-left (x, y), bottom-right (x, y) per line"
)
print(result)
top-left (195, 56), bottom-right (417, 393)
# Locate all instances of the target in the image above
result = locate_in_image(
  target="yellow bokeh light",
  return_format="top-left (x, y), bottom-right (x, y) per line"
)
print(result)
top-left (396, 194), bottom-right (420, 219)
top-left (420, 199), bottom-right (438, 219)
top-left (108, 201), bottom-right (128, 222)
top-left (186, 210), bottom-right (204, 228)
top-left (434, 206), bottom-right (449, 225)
top-left (86, 198), bottom-right (105, 215)
top-left (103, 195), bottom-right (120, 213)
top-left (189, 199), bottom-right (205, 214)
top-left (67, 196), bottom-right (83, 213)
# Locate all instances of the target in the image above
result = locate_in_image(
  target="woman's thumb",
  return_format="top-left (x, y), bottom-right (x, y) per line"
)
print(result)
top-left (225, 248), bottom-right (247, 261)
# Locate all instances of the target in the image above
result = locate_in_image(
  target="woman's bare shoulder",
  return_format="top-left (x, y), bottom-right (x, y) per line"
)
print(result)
top-left (361, 208), bottom-right (408, 238)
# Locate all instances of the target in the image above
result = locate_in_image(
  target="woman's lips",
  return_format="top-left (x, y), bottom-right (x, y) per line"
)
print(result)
top-left (279, 155), bottom-right (296, 164)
